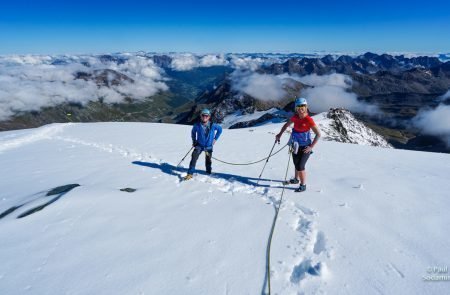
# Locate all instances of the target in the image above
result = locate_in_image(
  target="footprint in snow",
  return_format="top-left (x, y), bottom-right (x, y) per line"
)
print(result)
top-left (313, 231), bottom-right (327, 255)
top-left (295, 204), bottom-right (317, 216)
top-left (290, 259), bottom-right (325, 283)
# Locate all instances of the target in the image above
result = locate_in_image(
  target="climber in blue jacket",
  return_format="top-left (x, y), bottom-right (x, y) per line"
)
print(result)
top-left (184, 108), bottom-right (222, 180)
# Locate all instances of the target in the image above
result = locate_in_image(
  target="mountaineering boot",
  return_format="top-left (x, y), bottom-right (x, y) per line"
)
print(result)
top-left (183, 174), bottom-right (193, 181)
top-left (283, 178), bottom-right (299, 185)
top-left (295, 184), bottom-right (307, 192)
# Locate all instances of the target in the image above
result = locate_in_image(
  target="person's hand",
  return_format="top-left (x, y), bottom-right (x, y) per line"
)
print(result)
top-left (213, 139), bottom-right (216, 145)
top-left (275, 133), bottom-right (281, 143)
top-left (192, 141), bottom-right (197, 147)
top-left (303, 146), bottom-right (313, 154)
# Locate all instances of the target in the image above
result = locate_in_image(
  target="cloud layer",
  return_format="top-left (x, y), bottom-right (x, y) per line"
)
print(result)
top-left (0, 52), bottom-right (282, 120)
top-left (230, 71), bottom-right (380, 115)
top-left (231, 71), bottom-right (289, 101)
top-left (438, 89), bottom-right (450, 102)
top-left (0, 54), bottom-right (167, 120)
top-left (298, 73), bottom-right (380, 114)
top-left (170, 54), bottom-right (228, 71)
top-left (413, 103), bottom-right (450, 146)
top-left (169, 53), bottom-right (283, 71)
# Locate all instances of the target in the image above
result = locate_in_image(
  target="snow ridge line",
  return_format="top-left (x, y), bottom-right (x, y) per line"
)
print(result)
top-left (53, 135), bottom-right (158, 163)
top-left (0, 124), bottom-right (66, 153)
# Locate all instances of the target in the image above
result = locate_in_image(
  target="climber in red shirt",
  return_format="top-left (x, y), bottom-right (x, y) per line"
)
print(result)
top-left (276, 97), bottom-right (321, 192)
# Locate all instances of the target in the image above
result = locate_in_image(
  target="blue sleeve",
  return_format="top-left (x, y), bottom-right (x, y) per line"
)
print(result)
top-left (191, 125), bottom-right (197, 142)
top-left (214, 124), bottom-right (222, 140)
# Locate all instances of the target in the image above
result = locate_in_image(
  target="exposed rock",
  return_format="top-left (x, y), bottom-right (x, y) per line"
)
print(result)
top-left (75, 69), bottom-right (134, 87)
top-left (318, 108), bottom-right (393, 148)
top-left (179, 78), bottom-right (307, 124)
top-left (120, 188), bottom-right (137, 193)
top-left (152, 55), bottom-right (173, 68)
top-left (98, 54), bottom-right (127, 65)
top-left (263, 52), bottom-right (449, 77)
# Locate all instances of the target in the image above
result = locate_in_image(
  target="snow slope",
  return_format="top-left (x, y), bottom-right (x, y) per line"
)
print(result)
top-left (0, 122), bottom-right (449, 295)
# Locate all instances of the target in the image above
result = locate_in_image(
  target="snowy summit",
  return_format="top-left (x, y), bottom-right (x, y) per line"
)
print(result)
top-left (0, 121), bottom-right (449, 294)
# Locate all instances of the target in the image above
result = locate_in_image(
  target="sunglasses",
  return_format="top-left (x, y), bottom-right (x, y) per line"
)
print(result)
top-left (296, 105), bottom-right (307, 108)
top-left (201, 114), bottom-right (210, 117)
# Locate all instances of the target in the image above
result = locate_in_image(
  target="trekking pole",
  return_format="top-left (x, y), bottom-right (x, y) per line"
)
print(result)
top-left (177, 146), bottom-right (194, 167)
top-left (256, 140), bottom-right (278, 185)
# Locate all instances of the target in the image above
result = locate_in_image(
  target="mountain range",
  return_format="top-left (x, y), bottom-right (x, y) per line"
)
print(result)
top-left (0, 52), bottom-right (449, 152)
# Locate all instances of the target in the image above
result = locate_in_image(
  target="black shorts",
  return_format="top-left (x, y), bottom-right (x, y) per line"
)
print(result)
top-left (292, 147), bottom-right (311, 171)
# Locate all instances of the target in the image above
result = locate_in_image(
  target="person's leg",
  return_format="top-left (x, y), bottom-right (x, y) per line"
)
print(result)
top-left (205, 150), bottom-right (212, 174)
top-left (296, 170), bottom-right (302, 181)
top-left (294, 148), bottom-right (311, 192)
top-left (187, 148), bottom-right (202, 175)
top-left (298, 150), bottom-right (311, 185)
top-left (291, 152), bottom-right (302, 182)
top-left (299, 170), bottom-right (306, 184)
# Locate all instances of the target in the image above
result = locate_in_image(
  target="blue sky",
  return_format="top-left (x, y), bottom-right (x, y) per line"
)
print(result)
top-left (1, 0), bottom-right (450, 54)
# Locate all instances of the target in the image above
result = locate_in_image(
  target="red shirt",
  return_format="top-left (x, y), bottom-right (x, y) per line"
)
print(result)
top-left (290, 115), bottom-right (316, 133)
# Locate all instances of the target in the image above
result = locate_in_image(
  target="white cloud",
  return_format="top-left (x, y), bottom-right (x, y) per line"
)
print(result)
top-left (170, 54), bottom-right (199, 71)
top-left (231, 71), bottom-right (289, 101)
top-left (230, 72), bottom-right (381, 115)
top-left (168, 53), bottom-right (281, 71)
top-left (301, 85), bottom-right (379, 114)
top-left (229, 56), bottom-right (266, 71)
top-left (1, 54), bottom-right (53, 65)
top-left (438, 89), bottom-right (450, 102)
top-left (413, 104), bottom-right (450, 146)
top-left (199, 54), bottom-right (228, 67)
top-left (170, 54), bottom-right (228, 71)
top-left (298, 73), bottom-right (380, 115)
top-left (298, 73), bottom-right (352, 88)
top-left (0, 54), bottom-right (168, 120)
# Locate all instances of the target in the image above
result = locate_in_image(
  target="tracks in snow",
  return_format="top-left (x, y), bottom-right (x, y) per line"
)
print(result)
top-left (0, 124), bottom-right (66, 153)
top-left (2, 127), bottom-right (332, 293)
top-left (269, 201), bottom-right (333, 294)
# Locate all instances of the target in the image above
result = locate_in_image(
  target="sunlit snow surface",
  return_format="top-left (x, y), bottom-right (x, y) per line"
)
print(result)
top-left (1, 122), bottom-right (449, 294)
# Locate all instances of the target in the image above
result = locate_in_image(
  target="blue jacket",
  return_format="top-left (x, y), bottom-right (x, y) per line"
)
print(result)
top-left (191, 122), bottom-right (222, 150)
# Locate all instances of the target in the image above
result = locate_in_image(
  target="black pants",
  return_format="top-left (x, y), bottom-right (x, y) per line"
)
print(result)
top-left (292, 147), bottom-right (311, 171)
top-left (187, 148), bottom-right (212, 174)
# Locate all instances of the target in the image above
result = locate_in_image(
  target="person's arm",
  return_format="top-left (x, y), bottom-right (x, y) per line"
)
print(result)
top-left (275, 119), bottom-right (293, 143)
top-left (213, 124), bottom-right (222, 145)
top-left (303, 125), bottom-right (321, 153)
